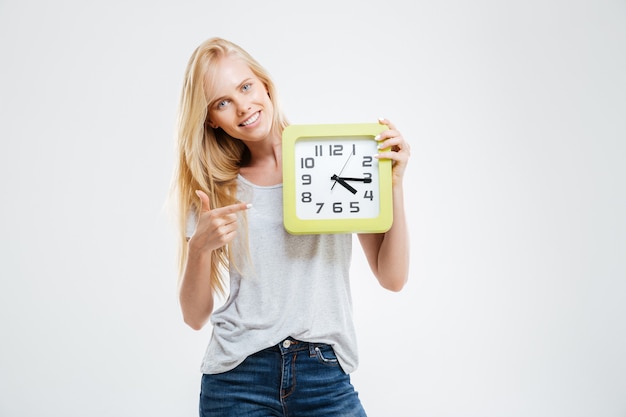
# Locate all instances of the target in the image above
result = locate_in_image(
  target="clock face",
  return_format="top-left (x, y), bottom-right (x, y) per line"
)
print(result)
top-left (282, 123), bottom-right (393, 235)
top-left (294, 136), bottom-right (380, 220)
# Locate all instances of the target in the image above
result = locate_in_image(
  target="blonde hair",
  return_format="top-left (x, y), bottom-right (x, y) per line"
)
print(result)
top-left (171, 37), bottom-right (288, 294)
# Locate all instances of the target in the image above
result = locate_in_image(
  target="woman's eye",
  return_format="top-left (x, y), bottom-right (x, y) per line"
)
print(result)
top-left (242, 83), bottom-right (251, 92)
top-left (217, 99), bottom-right (229, 109)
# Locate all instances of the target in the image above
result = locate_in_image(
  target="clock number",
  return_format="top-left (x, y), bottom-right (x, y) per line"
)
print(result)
top-left (363, 172), bottom-right (372, 180)
top-left (362, 156), bottom-right (373, 167)
top-left (350, 202), bottom-right (360, 213)
top-left (315, 145), bottom-right (323, 156)
top-left (301, 174), bottom-right (311, 185)
top-left (333, 202), bottom-right (343, 213)
top-left (301, 192), bottom-right (312, 203)
top-left (301, 157), bottom-right (315, 169)
top-left (329, 144), bottom-right (343, 156)
top-left (316, 203), bottom-right (324, 213)
top-left (364, 190), bottom-right (374, 201)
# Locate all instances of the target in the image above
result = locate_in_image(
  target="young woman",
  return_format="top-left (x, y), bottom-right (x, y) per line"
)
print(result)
top-left (173, 37), bottom-right (410, 416)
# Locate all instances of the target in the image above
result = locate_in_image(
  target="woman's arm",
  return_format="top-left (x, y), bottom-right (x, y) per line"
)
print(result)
top-left (179, 241), bottom-right (215, 330)
top-left (358, 118), bottom-right (411, 291)
top-left (179, 190), bottom-right (250, 330)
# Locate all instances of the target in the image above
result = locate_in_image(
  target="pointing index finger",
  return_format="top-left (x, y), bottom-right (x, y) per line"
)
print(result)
top-left (219, 202), bottom-right (253, 215)
top-left (195, 190), bottom-right (252, 214)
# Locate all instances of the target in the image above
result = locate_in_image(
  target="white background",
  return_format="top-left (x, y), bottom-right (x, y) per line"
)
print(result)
top-left (1, 1), bottom-right (625, 416)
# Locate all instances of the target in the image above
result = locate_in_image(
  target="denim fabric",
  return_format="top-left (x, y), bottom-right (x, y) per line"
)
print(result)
top-left (199, 337), bottom-right (367, 416)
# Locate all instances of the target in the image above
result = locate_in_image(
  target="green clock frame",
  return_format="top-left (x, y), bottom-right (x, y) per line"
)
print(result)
top-left (282, 123), bottom-right (393, 234)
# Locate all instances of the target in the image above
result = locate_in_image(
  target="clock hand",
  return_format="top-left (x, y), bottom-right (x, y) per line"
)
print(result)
top-left (335, 177), bottom-right (372, 183)
top-left (331, 174), bottom-right (357, 194)
top-left (331, 152), bottom-right (354, 190)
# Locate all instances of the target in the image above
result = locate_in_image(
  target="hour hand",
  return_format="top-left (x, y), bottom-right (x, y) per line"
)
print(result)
top-left (331, 174), bottom-right (357, 194)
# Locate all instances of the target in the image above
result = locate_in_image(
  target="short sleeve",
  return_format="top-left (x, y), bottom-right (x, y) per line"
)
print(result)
top-left (186, 211), bottom-right (198, 239)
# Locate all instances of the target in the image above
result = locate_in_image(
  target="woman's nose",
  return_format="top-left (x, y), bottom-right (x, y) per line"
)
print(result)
top-left (237, 101), bottom-right (251, 116)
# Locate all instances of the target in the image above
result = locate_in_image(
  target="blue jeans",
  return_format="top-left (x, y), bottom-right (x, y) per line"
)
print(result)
top-left (199, 337), bottom-right (367, 416)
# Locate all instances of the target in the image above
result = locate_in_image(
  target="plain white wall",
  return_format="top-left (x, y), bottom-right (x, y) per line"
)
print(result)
top-left (1, 0), bottom-right (625, 416)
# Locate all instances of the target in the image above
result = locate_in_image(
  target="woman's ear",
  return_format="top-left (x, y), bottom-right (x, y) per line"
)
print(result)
top-left (207, 119), bottom-right (218, 129)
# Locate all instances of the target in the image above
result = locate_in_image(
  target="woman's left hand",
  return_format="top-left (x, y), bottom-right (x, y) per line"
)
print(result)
top-left (375, 117), bottom-right (411, 184)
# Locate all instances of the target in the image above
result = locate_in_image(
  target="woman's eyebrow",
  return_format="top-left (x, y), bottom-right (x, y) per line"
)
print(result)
top-left (238, 78), bottom-right (254, 87)
top-left (208, 95), bottom-right (226, 108)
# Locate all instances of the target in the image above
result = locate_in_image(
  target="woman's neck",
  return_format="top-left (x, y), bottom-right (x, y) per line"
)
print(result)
top-left (239, 136), bottom-right (282, 186)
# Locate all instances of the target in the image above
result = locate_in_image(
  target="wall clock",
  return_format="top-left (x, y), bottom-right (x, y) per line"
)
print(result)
top-left (282, 123), bottom-right (393, 234)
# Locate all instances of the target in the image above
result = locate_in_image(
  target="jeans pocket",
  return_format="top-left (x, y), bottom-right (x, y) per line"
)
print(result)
top-left (314, 345), bottom-right (339, 366)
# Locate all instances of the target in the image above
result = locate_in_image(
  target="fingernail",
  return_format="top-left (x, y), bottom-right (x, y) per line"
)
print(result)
top-left (373, 154), bottom-right (380, 159)
top-left (374, 134), bottom-right (381, 141)
top-left (378, 117), bottom-right (385, 123)
top-left (246, 203), bottom-right (253, 209)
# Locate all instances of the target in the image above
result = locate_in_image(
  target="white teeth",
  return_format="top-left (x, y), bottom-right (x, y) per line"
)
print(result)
top-left (241, 112), bottom-right (259, 126)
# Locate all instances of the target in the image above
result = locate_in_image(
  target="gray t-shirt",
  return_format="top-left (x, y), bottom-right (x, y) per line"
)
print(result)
top-left (190, 175), bottom-right (358, 374)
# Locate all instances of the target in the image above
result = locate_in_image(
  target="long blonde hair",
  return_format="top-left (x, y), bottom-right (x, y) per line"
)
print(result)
top-left (172, 37), bottom-right (288, 294)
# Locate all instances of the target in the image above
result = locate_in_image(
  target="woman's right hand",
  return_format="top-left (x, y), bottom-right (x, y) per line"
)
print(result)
top-left (189, 190), bottom-right (251, 254)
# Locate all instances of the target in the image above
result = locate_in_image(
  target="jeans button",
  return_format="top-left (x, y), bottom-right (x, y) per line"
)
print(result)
top-left (282, 340), bottom-right (291, 348)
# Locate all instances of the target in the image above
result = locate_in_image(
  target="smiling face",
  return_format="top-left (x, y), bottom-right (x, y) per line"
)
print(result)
top-left (205, 55), bottom-right (275, 144)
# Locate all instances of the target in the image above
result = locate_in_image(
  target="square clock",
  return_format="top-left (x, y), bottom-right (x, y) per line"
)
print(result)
top-left (282, 123), bottom-right (393, 234)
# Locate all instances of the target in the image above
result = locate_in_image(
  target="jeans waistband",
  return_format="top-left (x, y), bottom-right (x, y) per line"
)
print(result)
top-left (270, 337), bottom-right (330, 356)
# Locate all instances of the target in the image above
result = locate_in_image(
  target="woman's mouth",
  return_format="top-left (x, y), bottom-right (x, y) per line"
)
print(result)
top-left (240, 111), bottom-right (260, 127)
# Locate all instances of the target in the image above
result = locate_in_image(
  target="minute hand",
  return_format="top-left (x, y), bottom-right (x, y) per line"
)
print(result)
top-left (335, 177), bottom-right (372, 183)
